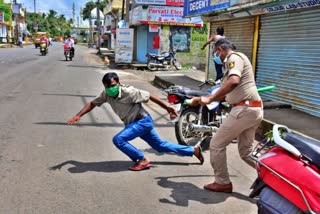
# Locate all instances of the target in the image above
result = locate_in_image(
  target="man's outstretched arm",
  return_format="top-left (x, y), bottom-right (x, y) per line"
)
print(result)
top-left (67, 102), bottom-right (96, 124)
top-left (149, 95), bottom-right (178, 118)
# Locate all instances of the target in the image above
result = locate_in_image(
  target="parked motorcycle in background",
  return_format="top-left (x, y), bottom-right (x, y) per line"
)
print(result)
top-left (146, 49), bottom-right (182, 71)
top-left (64, 44), bottom-right (74, 61)
top-left (40, 41), bottom-right (48, 56)
top-left (249, 124), bottom-right (320, 214)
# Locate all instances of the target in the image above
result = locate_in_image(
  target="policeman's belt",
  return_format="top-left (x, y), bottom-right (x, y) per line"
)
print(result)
top-left (232, 100), bottom-right (263, 108)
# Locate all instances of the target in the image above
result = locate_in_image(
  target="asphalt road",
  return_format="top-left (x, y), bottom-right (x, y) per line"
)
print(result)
top-left (0, 44), bottom-right (257, 214)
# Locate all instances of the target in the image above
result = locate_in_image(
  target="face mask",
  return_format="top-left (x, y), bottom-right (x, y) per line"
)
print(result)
top-left (105, 85), bottom-right (119, 97)
top-left (213, 52), bottom-right (223, 65)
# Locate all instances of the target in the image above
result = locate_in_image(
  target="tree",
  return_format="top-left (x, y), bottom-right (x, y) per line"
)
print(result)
top-left (82, 0), bottom-right (108, 43)
top-left (26, 10), bottom-right (73, 36)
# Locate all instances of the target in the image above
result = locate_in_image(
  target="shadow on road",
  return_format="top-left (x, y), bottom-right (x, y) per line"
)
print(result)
top-left (49, 160), bottom-right (194, 173)
top-left (34, 122), bottom-right (174, 128)
top-left (42, 93), bottom-right (96, 98)
top-left (67, 64), bottom-right (103, 69)
top-left (155, 175), bottom-right (255, 206)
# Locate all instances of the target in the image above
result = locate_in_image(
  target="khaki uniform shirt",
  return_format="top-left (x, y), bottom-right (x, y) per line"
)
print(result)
top-left (92, 85), bottom-right (150, 125)
top-left (223, 51), bottom-right (261, 104)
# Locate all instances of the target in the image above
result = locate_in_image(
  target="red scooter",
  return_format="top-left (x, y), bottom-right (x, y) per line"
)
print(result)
top-left (249, 124), bottom-right (320, 213)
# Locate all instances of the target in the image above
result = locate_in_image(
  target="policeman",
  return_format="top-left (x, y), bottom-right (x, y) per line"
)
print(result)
top-left (189, 38), bottom-right (263, 193)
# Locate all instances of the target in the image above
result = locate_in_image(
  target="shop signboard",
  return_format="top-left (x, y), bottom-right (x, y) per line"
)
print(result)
top-left (115, 28), bottom-right (134, 63)
top-left (12, 4), bottom-right (20, 14)
top-left (249, 0), bottom-right (320, 15)
top-left (230, 0), bottom-right (260, 6)
top-left (131, 6), bottom-right (203, 26)
top-left (135, 0), bottom-right (184, 6)
top-left (149, 24), bottom-right (159, 32)
top-left (183, 0), bottom-right (230, 17)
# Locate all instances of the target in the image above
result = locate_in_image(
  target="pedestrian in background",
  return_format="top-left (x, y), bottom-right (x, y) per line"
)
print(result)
top-left (202, 27), bottom-right (225, 81)
top-left (18, 34), bottom-right (23, 48)
top-left (67, 72), bottom-right (204, 171)
top-left (190, 38), bottom-right (263, 193)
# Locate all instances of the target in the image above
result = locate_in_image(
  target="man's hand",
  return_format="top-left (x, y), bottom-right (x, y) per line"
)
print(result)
top-left (67, 115), bottom-right (81, 124)
top-left (201, 46), bottom-right (205, 50)
top-left (200, 96), bottom-right (211, 106)
top-left (188, 97), bottom-right (201, 106)
top-left (167, 106), bottom-right (178, 119)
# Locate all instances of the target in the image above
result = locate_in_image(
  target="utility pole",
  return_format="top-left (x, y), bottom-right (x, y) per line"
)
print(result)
top-left (121, 0), bottom-right (125, 21)
top-left (96, 0), bottom-right (101, 49)
top-left (72, 0), bottom-right (75, 26)
top-left (33, 0), bottom-right (37, 33)
top-left (13, 0), bottom-right (19, 44)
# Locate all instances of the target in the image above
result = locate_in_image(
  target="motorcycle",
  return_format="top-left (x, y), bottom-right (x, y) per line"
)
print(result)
top-left (249, 124), bottom-right (320, 213)
top-left (164, 81), bottom-right (275, 147)
top-left (146, 49), bottom-right (182, 71)
top-left (64, 44), bottom-right (74, 61)
top-left (40, 41), bottom-right (48, 56)
top-left (163, 79), bottom-right (229, 147)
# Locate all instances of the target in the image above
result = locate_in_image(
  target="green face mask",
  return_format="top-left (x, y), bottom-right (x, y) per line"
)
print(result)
top-left (105, 85), bottom-right (119, 97)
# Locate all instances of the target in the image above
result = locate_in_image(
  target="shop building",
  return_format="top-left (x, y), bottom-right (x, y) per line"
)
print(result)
top-left (184, 0), bottom-right (320, 117)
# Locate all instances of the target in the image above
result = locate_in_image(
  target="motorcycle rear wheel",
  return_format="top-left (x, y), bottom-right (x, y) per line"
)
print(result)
top-left (173, 60), bottom-right (182, 70)
top-left (147, 59), bottom-right (158, 71)
top-left (175, 108), bottom-right (210, 147)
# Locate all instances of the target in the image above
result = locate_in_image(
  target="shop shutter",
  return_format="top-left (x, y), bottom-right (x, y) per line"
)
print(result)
top-left (208, 17), bottom-right (255, 79)
top-left (256, 8), bottom-right (320, 117)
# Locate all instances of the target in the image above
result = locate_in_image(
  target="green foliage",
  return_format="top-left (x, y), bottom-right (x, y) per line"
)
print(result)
top-left (0, 2), bottom-right (12, 22)
top-left (264, 128), bottom-right (285, 145)
top-left (182, 64), bottom-right (192, 70)
top-left (26, 10), bottom-right (73, 36)
top-left (82, 0), bottom-right (108, 21)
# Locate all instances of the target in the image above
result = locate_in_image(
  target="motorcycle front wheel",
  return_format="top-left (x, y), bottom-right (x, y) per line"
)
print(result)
top-left (173, 60), bottom-right (182, 70)
top-left (175, 107), bottom-right (210, 147)
top-left (147, 59), bottom-right (158, 71)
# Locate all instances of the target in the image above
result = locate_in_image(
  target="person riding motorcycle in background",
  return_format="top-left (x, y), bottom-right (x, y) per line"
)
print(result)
top-left (65, 35), bottom-right (75, 56)
top-left (40, 36), bottom-right (48, 46)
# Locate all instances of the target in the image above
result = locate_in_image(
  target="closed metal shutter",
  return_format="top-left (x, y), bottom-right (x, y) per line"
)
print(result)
top-left (256, 8), bottom-right (320, 117)
top-left (208, 17), bottom-right (255, 79)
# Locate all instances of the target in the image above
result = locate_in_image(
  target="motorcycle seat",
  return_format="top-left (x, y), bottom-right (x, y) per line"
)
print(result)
top-left (167, 86), bottom-right (210, 97)
top-left (178, 88), bottom-right (210, 97)
top-left (283, 132), bottom-right (320, 169)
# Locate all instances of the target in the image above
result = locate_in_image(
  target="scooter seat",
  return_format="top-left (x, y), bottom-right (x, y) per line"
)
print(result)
top-left (284, 132), bottom-right (320, 169)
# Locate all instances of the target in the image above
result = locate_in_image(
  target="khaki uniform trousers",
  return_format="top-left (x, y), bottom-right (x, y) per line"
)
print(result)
top-left (210, 106), bottom-right (263, 184)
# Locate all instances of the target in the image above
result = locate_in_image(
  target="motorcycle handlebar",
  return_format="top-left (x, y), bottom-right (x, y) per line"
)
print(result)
top-left (198, 78), bottom-right (217, 88)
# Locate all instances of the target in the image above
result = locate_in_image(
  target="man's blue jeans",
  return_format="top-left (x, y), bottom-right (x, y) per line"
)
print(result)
top-left (112, 115), bottom-right (194, 162)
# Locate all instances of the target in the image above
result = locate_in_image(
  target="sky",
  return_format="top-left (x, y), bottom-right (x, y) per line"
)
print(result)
top-left (4, 0), bottom-right (92, 25)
